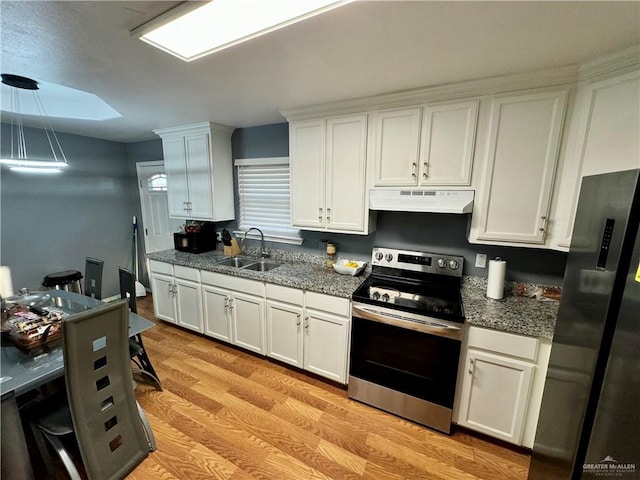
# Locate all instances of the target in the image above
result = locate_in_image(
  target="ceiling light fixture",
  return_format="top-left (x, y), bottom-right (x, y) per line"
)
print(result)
top-left (132, 0), bottom-right (353, 62)
top-left (0, 73), bottom-right (69, 173)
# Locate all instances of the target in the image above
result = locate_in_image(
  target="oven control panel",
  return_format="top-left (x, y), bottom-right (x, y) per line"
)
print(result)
top-left (371, 247), bottom-right (464, 277)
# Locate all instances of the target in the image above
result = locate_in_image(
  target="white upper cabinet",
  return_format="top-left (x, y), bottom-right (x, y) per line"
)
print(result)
top-left (420, 100), bottom-right (478, 185)
top-left (371, 107), bottom-right (422, 186)
top-left (550, 70), bottom-right (640, 250)
top-left (290, 114), bottom-right (372, 234)
top-left (154, 122), bottom-right (235, 222)
top-left (470, 89), bottom-right (568, 245)
top-left (371, 100), bottom-right (478, 187)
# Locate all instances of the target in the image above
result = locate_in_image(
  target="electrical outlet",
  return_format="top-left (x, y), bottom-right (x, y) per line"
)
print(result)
top-left (475, 253), bottom-right (487, 268)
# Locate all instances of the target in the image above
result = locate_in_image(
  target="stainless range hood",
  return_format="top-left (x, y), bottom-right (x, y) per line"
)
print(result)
top-left (369, 189), bottom-right (474, 214)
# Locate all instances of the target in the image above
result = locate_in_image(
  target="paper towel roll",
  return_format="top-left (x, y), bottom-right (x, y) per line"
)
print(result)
top-left (486, 258), bottom-right (506, 300)
top-left (0, 266), bottom-right (14, 297)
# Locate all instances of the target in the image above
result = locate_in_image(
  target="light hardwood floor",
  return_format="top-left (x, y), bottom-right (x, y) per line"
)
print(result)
top-left (127, 295), bottom-right (530, 480)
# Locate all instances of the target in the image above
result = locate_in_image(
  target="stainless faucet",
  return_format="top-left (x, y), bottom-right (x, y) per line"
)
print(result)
top-left (244, 228), bottom-right (269, 258)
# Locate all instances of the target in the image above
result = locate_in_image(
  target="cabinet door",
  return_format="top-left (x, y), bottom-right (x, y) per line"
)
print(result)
top-left (303, 310), bottom-right (350, 384)
top-left (183, 132), bottom-right (213, 220)
top-left (290, 120), bottom-right (325, 228)
top-left (457, 350), bottom-right (534, 445)
top-left (420, 100), bottom-right (478, 185)
top-left (266, 301), bottom-right (303, 368)
top-left (231, 292), bottom-right (265, 355)
top-left (150, 273), bottom-right (176, 323)
top-left (174, 278), bottom-right (203, 333)
top-left (551, 72), bottom-right (640, 249)
top-left (475, 90), bottom-right (567, 243)
top-left (325, 115), bottom-right (368, 232)
top-left (203, 285), bottom-right (232, 342)
top-left (371, 108), bottom-right (422, 186)
top-left (163, 136), bottom-right (190, 218)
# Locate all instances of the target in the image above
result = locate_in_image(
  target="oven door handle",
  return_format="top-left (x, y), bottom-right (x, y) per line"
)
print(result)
top-left (352, 306), bottom-right (462, 340)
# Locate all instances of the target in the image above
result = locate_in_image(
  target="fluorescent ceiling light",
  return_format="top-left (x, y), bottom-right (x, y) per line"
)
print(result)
top-left (136, 0), bottom-right (353, 62)
top-left (0, 159), bottom-right (69, 168)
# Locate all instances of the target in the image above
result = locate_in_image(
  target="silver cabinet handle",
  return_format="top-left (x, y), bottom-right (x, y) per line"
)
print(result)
top-left (224, 297), bottom-right (229, 311)
top-left (327, 208), bottom-right (331, 221)
top-left (296, 313), bottom-right (301, 327)
top-left (539, 216), bottom-right (547, 233)
top-left (468, 358), bottom-right (474, 374)
top-left (228, 298), bottom-right (234, 310)
top-left (318, 207), bottom-right (323, 221)
top-left (304, 316), bottom-right (309, 330)
top-left (423, 162), bottom-right (429, 179)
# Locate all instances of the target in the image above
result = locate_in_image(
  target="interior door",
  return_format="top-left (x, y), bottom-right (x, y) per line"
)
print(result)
top-left (137, 161), bottom-right (182, 254)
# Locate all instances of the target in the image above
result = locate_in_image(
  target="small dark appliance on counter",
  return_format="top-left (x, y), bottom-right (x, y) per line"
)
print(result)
top-left (174, 221), bottom-right (216, 253)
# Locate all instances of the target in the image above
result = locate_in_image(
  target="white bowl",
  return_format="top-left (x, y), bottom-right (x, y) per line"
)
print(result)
top-left (333, 259), bottom-right (367, 276)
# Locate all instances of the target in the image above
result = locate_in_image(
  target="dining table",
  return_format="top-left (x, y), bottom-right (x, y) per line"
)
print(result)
top-left (0, 290), bottom-right (156, 480)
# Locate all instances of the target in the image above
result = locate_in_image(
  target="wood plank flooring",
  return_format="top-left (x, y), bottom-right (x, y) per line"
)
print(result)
top-left (128, 295), bottom-right (530, 480)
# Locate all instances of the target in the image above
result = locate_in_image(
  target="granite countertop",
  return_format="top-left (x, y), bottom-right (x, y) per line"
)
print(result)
top-left (147, 248), bottom-right (368, 298)
top-left (147, 249), bottom-right (559, 339)
top-left (461, 277), bottom-right (559, 340)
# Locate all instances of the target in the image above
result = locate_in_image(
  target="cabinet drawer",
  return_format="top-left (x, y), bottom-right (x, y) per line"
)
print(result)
top-left (201, 271), bottom-right (264, 296)
top-left (149, 260), bottom-right (173, 275)
top-left (467, 326), bottom-right (539, 361)
top-left (266, 284), bottom-right (303, 306)
top-left (174, 265), bottom-right (200, 282)
top-left (305, 291), bottom-right (350, 317)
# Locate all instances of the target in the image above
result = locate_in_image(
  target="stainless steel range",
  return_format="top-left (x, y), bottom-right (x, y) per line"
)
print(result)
top-left (349, 247), bottom-right (465, 434)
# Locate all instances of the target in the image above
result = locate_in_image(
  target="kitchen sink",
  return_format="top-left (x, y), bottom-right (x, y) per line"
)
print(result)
top-left (241, 260), bottom-right (282, 272)
top-left (214, 257), bottom-right (256, 268)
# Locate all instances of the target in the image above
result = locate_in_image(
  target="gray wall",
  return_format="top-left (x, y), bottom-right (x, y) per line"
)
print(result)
top-left (1, 120), bottom-right (565, 298)
top-left (231, 122), bottom-right (568, 285)
top-left (1, 123), bottom-right (137, 297)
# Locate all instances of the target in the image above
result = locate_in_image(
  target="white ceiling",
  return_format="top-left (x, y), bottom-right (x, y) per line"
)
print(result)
top-left (1, 1), bottom-right (638, 143)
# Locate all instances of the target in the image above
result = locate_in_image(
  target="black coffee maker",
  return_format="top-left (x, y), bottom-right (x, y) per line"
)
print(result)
top-left (174, 222), bottom-right (216, 253)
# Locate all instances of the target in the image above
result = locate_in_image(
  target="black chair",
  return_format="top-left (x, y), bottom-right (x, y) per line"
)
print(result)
top-left (30, 300), bottom-right (153, 480)
top-left (119, 267), bottom-right (163, 391)
top-left (84, 257), bottom-right (104, 299)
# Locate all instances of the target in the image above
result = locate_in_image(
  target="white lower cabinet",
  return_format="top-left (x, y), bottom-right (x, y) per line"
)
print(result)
top-left (149, 261), bottom-right (203, 333)
top-left (455, 325), bottom-right (551, 447)
top-left (303, 309), bottom-right (349, 384)
top-left (201, 271), bottom-right (266, 355)
top-left (150, 272), bottom-right (177, 324)
top-left (266, 284), bottom-right (350, 384)
top-left (266, 300), bottom-right (304, 367)
top-left (202, 284), bottom-right (232, 342)
top-left (151, 263), bottom-right (350, 384)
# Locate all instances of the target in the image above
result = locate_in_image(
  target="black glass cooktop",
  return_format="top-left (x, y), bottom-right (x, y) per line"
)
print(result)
top-left (352, 273), bottom-right (465, 323)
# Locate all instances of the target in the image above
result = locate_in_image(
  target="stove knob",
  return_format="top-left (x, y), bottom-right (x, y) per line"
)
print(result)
top-left (432, 305), bottom-right (442, 313)
top-left (381, 293), bottom-right (390, 302)
top-left (375, 251), bottom-right (384, 261)
top-left (437, 258), bottom-right (447, 268)
top-left (385, 253), bottom-right (393, 262)
top-left (372, 291), bottom-right (380, 300)
top-left (449, 260), bottom-right (459, 270)
top-left (444, 307), bottom-right (453, 315)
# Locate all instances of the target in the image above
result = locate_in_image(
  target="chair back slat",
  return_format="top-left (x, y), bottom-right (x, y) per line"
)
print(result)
top-left (118, 267), bottom-right (137, 314)
top-left (84, 258), bottom-right (104, 300)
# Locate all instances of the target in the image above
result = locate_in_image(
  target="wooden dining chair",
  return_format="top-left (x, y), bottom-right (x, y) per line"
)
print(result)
top-left (30, 300), bottom-right (153, 480)
top-left (84, 257), bottom-right (104, 300)
top-left (119, 267), bottom-right (163, 391)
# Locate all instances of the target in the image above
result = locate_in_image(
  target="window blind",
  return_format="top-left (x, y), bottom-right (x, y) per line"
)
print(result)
top-left (235, 157), bottom-right (299, 240)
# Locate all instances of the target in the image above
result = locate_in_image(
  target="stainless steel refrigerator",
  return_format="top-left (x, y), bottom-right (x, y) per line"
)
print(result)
top-left (529, 169), bottom-right (639, 480)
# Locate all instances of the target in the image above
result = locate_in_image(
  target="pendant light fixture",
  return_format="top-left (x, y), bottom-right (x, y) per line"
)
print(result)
top-left (0, 73), bottom-right (69, 173)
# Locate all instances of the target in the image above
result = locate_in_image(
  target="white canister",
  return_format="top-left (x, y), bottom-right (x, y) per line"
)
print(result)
top-left (486, 257), bottom-right (507, 300)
